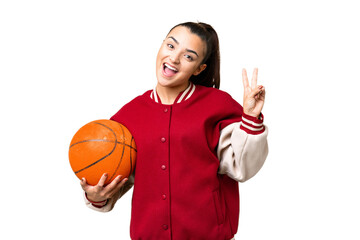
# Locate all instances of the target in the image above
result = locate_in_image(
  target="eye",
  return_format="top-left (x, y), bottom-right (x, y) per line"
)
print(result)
top-left (167, 44), bottom-right (174, 49)
top-left (184, 55), bottom-right (193, 61)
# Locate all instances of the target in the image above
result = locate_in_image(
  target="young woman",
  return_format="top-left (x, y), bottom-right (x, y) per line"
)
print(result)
top-left (80, 22), bottom-right (268, 240)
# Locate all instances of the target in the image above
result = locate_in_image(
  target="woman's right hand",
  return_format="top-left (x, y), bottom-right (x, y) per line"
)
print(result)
top-left (80, 173), bottom-right (128, 202)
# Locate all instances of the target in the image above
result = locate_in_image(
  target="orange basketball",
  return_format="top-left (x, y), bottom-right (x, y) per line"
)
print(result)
top-left (69, 119), bottom-right (136, 186)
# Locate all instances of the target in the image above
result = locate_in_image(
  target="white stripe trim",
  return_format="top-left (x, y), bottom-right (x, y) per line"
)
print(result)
top-left (176, 83), bottom-right (193, 103)
top-left (153, 88), bottom-right (159, 103)
top-left (241, 116), bottom-right (263, 127)
top-left (184, 84), bottom-right (196, 101)
top-left (241, 122), bottom-right (264, 131)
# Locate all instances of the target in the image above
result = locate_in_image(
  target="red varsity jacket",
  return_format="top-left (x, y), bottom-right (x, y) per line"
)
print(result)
top-left (110, 84), bottom-right (249, 240)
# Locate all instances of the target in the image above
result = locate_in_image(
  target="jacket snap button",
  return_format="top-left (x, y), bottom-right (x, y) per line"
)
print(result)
top-left (162, 194), bottom-right (167, 200)
top-left (164, 108), bottom-right (168, 113)
top-left (162, 224), bottom-right (168, 230)
top-left (161, 137), bottom-right (166, 142)
top-left (161, 165), bottom-right (166, 170)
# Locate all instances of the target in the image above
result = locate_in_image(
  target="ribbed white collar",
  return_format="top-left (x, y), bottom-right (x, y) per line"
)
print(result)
top-left (150, 82), bottom-right (196, 104)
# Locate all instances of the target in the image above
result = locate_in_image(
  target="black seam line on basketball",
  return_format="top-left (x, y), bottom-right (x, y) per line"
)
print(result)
top-left (116, 141), bottom-right (137, 151)
top-left (74, 122), bottom-right (118, 174)
top-left (70, 139), bottom-right (137, 152)
top-left (108, 123), bottom-right (125, 181)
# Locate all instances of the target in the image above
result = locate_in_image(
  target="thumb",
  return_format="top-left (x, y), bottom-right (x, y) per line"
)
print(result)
top-left (80, 178), bottom-right (89, 191)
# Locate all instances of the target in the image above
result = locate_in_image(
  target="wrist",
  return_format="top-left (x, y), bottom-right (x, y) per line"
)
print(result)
top-left (85, 192), bottom-right (108, 208)
top-left (243, 111), bottom-right (260, 119)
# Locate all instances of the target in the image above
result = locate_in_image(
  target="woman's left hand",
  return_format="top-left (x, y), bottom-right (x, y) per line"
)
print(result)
top-left (242, 68), bottom-right (266, 118)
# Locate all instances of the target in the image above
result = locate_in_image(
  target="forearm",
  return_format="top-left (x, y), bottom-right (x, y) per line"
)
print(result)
top-left (217, 114), bottom-right (268, 182)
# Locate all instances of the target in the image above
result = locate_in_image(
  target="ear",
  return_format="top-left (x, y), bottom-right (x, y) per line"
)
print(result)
top-left (193, 64), bottom-right (207, 76)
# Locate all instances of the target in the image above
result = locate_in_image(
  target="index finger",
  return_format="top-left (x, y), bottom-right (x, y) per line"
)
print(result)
top-left (106, 176), bottom-right (128, 196)
top-left (104, 175), bottom-right (123, 191)
top-left (242, 68), bottom-right (249, 88)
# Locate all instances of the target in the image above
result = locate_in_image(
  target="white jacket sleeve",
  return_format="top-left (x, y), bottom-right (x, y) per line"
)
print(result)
top-left (84, 172), bottom-right (135, 212)
top-left (217, 113), bottom-right (268, 182)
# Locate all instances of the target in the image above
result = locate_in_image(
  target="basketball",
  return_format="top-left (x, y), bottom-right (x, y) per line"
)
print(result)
top-left (69, 119), bottom-right (137, 186)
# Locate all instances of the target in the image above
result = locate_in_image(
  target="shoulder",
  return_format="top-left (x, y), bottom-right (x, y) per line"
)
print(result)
top-left (125, 90), bottom-right (152, 107)
top-left (192, 85), bottom-right (243, 130)
top-left (196, 85), bottom-right (233, 98)
top-left (195, 85), bottom-right (240, 106)
top-left (121, 90), bottom-right (153, 109)
top-left (111, 90), bottom-right (152, 120)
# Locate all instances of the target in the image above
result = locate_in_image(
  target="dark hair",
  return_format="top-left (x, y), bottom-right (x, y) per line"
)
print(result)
top-left (169, 22), bottom-right (220, 89)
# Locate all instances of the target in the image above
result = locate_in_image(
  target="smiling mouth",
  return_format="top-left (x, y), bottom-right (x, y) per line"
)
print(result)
top-left (163, 63), bottom-right (178, 77)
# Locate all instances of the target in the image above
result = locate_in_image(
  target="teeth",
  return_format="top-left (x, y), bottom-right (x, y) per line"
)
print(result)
top-left (164, 63), bottom-right (178, 72)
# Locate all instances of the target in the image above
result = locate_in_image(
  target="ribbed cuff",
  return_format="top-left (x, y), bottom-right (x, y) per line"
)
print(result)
top-left (240, 112), bottom-right (265, 135)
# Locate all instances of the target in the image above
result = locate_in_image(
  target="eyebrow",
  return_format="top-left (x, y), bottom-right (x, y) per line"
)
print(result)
top-left (168, 36), bottom-right (199, 57)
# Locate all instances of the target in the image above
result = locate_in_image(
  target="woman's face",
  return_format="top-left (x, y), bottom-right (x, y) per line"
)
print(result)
top-left (156, 26), bottom-right (207, 90)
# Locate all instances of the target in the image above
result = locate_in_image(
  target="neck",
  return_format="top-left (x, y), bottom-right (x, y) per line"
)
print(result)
top-left (156, 82), bottom-right (190, 105)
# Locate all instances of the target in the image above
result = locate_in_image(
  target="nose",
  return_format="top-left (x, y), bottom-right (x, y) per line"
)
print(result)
top-left (169, 51), bottom-right (180, 64)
